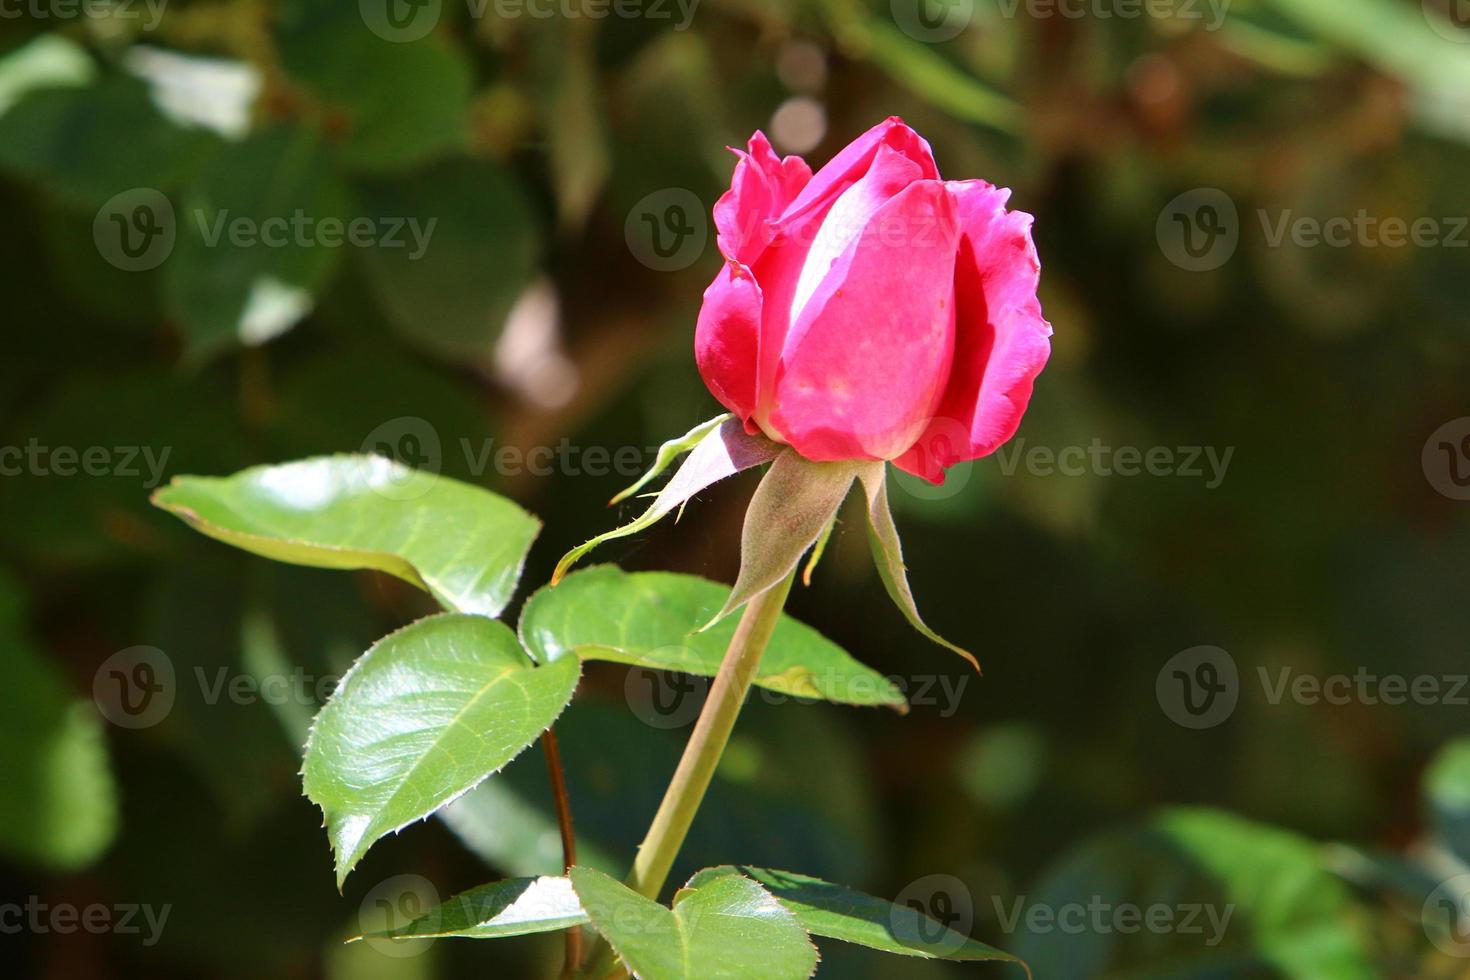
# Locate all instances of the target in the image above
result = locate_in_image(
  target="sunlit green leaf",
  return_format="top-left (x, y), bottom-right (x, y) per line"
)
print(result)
top-left (570, 865), bottom-right (818, 979)
top-left (358, 875), bottom-right (588, 941)
top-left (521, 566), bottom-right (906, 710)
top-left (303, 613), bottom-right (580, 887)
top-left (686, 866), bottom-right (1021, 964)
top-left (0, 35), bottom-right (95, 116)
top-left (152, 455), bottom-right (539, 618)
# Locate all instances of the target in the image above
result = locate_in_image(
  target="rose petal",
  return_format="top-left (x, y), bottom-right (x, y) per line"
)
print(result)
top-left (768, 179), bottom-right (961, 461)
top-left (714, 131), bottom-right (811, 267)
top-left (789, 143), bottom-right (926, 329)
top-left (777, 116), bottom-right (939, 228)
top-left (895, 180), bottom-right (1052, 484)
top-left (694, 260), bottom-right (764, 421)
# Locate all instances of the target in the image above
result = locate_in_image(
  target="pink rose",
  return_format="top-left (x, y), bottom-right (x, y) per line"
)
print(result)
top-left (695, 117), bottom-right (1052, 484)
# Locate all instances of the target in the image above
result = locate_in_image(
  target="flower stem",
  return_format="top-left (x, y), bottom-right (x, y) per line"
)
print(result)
top-left (576, 569), bottom-right (797, 978)
top-left (541, 729), bottom-right (582, 976)
top-left (625, 567), bottom-right (797, 897)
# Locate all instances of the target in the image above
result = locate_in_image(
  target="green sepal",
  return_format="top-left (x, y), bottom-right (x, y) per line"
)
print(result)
top-left (553, 418), bottom-right (779, 584)
top-left (857, 463), bottom-right (979, 671)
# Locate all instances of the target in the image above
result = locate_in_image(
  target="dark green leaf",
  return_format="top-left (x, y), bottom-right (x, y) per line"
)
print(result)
top-left (163, 124), bottom-right (348, 359)
top-left (0, 570), bottom-right (116, 869)
top-left (353, 158), bottom-right (540, 362)
top-left (1014, 808), bottom-right (1376, 979)
top-left (280, 14), bottom-right (471, 174)
top-left (0, 368), bottom-right (249, 567)
top-left (0, 73), bottom-right (217, 208)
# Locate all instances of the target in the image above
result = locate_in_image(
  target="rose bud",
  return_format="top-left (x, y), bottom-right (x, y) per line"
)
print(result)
top-left (695, 117), bottom-right (1053, 484)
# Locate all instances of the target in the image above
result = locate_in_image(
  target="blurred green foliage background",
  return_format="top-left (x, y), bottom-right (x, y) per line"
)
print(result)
top-left (2, 0), bottom-right (1470, 976)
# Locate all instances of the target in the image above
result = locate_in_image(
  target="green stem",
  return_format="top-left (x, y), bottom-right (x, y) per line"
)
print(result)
top-left (577, 568), bottom-right (798, 977)
top-left (627, 567), bottom-right (796, 896)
